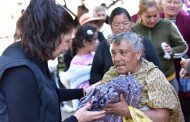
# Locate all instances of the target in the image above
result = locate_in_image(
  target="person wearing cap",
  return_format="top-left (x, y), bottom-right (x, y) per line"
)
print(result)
top-left (92, 6), bottom-right (112, 39)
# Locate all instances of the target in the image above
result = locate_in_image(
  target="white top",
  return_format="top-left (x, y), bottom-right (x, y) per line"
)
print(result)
top-left (100, 23), bottom-right (112, 39)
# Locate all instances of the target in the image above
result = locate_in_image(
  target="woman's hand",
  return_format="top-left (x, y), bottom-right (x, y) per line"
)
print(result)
top-left (104, 94), bottom-right (131, 119)
top-left (180, 68), bottom-right (190, 78)
top-left (180, 58), bottom-right (190, 70)
top-left (74, 103), bottom-right (106, 122)
top-left (162, 43), bottom-right (172, 54)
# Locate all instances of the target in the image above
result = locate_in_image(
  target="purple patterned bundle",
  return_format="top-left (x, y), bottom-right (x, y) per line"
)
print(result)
top-left (78, 74), bottom-right (143, 122)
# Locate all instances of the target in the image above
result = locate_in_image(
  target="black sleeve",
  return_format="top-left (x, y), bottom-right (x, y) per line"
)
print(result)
top-left (143, 37), bottom-right (163, 71)
top-left (90, 42), bottom-right (105, 84)
top-left (0, 66), bottom-right (40, 122)
top-left (98, 32), bottom-right (106, 42)
top-left (63, 48), bottom-right (73, 71)
top-left (63, 115), bottom-right (78, 122)
top-left (59, 88), bottom-right (84, 102)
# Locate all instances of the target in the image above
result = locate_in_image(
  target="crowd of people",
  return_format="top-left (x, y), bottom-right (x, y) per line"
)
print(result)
top-left (0, 0), bottom-right (190, 122)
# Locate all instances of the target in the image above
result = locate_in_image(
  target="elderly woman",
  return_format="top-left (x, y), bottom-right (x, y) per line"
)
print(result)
top-left (90, 7), bottom-right (162, 85)
top-left (102, 32), bottom-right (184, 122)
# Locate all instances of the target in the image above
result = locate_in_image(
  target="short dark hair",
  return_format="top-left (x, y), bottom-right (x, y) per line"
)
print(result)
top-left (110, 7), bottom-right (131, 24)
top-left (78, 4), bottom-right (89, 12)
top-left (21, 0), bottom-right (74, 61)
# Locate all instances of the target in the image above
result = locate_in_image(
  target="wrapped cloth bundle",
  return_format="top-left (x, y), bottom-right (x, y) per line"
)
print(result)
top-left (78, 74), bottom-right (143, 122)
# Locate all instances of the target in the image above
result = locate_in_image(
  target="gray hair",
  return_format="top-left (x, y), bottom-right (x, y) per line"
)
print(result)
top-left (93, 6), bottom-right (107, 17)
top-left (109, 32), bottom-right (144, 57)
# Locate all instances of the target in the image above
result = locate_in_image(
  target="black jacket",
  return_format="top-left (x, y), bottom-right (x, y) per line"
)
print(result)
top-left (90, 37), bottom-right (162, 84)
top-left (0, 42), bottom-right (82, 122)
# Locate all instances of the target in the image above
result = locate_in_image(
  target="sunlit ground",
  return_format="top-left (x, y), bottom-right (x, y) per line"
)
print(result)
top-left (0, 0), bottom-right (139, 55)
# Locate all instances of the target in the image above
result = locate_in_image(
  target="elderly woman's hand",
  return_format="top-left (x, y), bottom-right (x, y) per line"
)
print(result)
top-left (104, 94), bottom-right (131, 119)
top-left (180, 58), bottom-right (190, 70)
top-left (74, 103), bottom-right (106, 122)
top-left (180, 68), bottom-right (190, 78)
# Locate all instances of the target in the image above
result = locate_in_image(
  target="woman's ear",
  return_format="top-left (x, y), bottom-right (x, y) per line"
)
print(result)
top-left (136, 49), bottom-right (142, 61)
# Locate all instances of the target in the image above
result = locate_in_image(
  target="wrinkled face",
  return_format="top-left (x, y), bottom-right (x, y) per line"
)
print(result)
top-left (140, 6), bottom-right (160, 28)
top-left (85, 32), bottom-right (99, 52)
top-left (111, 13), bottom-right (132, 34)
top-left (96, 10), bottom-right (107, 20)
top-left (161, 0), bottom-right (182, 18)
top-left (52, 30), bottom-right (74, 59)
top-left (111, 40), bottom-right (141, 74)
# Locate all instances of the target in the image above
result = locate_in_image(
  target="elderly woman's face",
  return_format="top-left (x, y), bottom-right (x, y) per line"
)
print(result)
top-left (161, 0), bottom-right (182, 18)
top-left (111, 13), bottom-right (132, 34)
top-left (52, 30), bottom-right (74, 59)
top-left (111, 40), bottom-right (141, 74)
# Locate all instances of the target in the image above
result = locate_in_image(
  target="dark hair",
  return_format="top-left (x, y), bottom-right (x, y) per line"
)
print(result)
top-left (14, 15), bottom-right (25, 41)
top-left (101, 3), bottom-right (107, 8)
top-left (110, 7), bottom-right (131, 24)
top-left (78, 4), bottom-right (89, 12)
top-left (72, 24), bottom-right (97, 56)
top-left (21, 0), bottom-right (74, 61)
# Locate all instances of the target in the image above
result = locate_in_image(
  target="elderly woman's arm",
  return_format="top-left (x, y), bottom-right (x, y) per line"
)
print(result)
top-left (143, 108), bottom-right (169, 122)
top-left (105, 94), bottom-right (169, 122)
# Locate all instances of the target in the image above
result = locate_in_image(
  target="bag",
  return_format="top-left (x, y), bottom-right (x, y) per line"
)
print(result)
top-left (122, 106), bottom-right (153, 122)
top-left (179, 77), bottom-right (190, 93)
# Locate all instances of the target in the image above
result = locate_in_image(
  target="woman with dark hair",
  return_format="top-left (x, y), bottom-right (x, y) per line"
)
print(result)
top-left (0, 0), bottom-right (105, 122)
top-left (90, 7), bottom-right (162, 84)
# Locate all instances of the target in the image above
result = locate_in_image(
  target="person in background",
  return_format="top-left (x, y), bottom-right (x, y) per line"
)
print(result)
top-left (131, 0), bottom-right (162, 22)
top-left (73, 4), bottom-right (89, 28)
top-left (14, 10), bottom-right (25, 41)
top-left (182, 0), bottom-right (190, 15)
top-left (0, 0), bottom-right (105, 122)
top-left (100, 3), bottom-right (110, 24)
top-left (59, 24), bottom-right (99, 111)
top-left (102, 32), bottom-right (184, 122)
top-left (160, 0), bottom-right (190, 77)
top-left (93, 6), bottom-right (112, 39)
top-left (132, 0), bottom-right (188, 93)
top-left (160, 0), bottom-right (190, 120)
top-left (62, 13), bottom-right (106, 71)
top-left (90, 7), bottom-right (162, 84)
